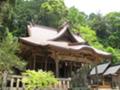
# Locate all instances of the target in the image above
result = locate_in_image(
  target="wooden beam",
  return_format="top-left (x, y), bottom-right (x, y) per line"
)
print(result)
top-left (50, 49), bottom-right (103, 64)
top-left (51, 54), bottom-right (92, 64)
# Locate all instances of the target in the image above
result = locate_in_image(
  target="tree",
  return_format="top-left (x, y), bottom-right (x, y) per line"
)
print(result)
top-left (88, 13), bottom-right (110, 39)
top-left (67, 7), bottom-right (87, 28)
top-left (108, 31), bottom-right (120, 49)
top-left (105, 12), bottom-right (120, 49)
top-left (0, 0), bottom-right (19, 37)
top-left (0, 30), bottom-right (26, 72)
top-left (71, 65), bottom-right (90, 89)
top-left (105, 12), bottom-right (120, 32)
top-left (0, 0), bottom-right (68, 36)
top-left (73, 25), bottom-right (120, 63)
top-left (11, 0), bottom-right (46, 36)
top-left (73, 25), bottom-right (104, 50)
top-left (0, 30), bottom-right (26, 89)
top-left (40, 0), bottom-right (67, 27)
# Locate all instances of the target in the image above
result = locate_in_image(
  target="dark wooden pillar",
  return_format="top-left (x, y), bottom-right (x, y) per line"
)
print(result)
top-left (27, 55), bottom-right (33, 69)
top-left (94, 61), bottom-right (99, 90)
top-left (70, 62), bottom-right (72, 77)
top-left (55, 60), bottom-right (59, 77)
top-left (33, 54), bottom-right (36, 70)
top-left (45, 56), bottom-right (48, 71)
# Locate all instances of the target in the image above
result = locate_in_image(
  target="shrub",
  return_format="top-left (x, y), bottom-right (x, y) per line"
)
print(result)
top-left (22, 70), bottom-right (58, 90)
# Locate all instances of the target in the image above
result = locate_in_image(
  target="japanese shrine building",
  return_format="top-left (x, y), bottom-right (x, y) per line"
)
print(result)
top-left (19, 23), bottom-right (112, 78)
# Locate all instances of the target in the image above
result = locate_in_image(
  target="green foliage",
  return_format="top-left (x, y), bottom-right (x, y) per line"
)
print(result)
top-left (105, 12), bottom-right (120, 32)
top-left (86, 12), bottom-right (120, 63)
top-left (0, 30), bottom-right (26, 72)
top-left (22, 70), bottom-right (58, 90)
top-left (12, 0), bottom-right (46, 36)
top-left (87, 12), bottom-right (120, 49)
top-left (41, 0), bottom-right (67, 27)
top-left (106, 47), bottom-right (120, 63)
top-left (108, 31), bottom-right (120, 48)
top-left (0, 26), bottom-right (7, 41)
top-left (88, 13), bottom-right (110, 39)
top-left (73, 25), bottom-right (120, 63)
top-left (0, 0), bottom-right (67, 36)
top-left (0, 0), bottom-right (120, 64)
top-left (67, 7), bottom-right (87, 27)
top-left (74, 25), bottom-right (104, 50)
top-left (71, 65), bottom-right (90, 90)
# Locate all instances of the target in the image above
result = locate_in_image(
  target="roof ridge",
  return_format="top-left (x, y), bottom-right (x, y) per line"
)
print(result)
top-left (49, 24), bottom-right (86, 44)
top-left (110, 64), bottom-right (120, 67)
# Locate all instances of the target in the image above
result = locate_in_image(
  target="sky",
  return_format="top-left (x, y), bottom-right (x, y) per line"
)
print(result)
top-left (64, 0), bottom-right (120, 15)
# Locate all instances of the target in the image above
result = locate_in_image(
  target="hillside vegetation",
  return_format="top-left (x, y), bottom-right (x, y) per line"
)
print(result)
top-left (0, 0), bottom-right (120, 66)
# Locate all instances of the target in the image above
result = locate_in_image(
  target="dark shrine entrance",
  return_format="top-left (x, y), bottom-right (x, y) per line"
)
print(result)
top-left (29, 55), bottom-right (56, 74)
top-left (59, 61), bottom-right (81, 78)
top-left (26, 55), bottom-right (82, 78)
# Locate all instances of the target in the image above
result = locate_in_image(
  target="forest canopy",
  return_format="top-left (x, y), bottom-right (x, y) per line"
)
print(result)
top-left (0, 0), bottom-right (120, 64)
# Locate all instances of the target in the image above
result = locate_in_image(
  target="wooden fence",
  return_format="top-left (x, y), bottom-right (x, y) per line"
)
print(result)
top-left (3, 75), bottom-right (71, 90)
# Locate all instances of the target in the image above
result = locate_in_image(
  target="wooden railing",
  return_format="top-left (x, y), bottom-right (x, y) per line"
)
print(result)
top-left (53, 78), bottom-right (71, 90)
top-left (6, 75), bottom-right (24, 90)
top-left (4, 75), bottom-right (71, 90)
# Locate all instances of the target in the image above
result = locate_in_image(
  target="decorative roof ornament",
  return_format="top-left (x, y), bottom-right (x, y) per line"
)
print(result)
top-left (58, 21), bottom-right (70, 32)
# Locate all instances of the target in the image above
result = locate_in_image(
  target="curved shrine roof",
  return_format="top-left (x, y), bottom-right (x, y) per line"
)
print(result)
top-left (90, 62), bottom-right (110, 75)
top-left (104, 65), bottom-right (120, 75)
top-left (20, 24), bottom-right (112, 59)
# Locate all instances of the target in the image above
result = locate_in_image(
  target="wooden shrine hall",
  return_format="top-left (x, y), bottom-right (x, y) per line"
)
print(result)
top-left (19, 23), bottom-right (112, 78)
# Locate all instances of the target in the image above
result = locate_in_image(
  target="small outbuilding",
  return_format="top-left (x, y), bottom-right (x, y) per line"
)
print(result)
top-left (104, 64), bottom-right (120, 89)
top-left (89, 63), bottom-right (120, 89)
